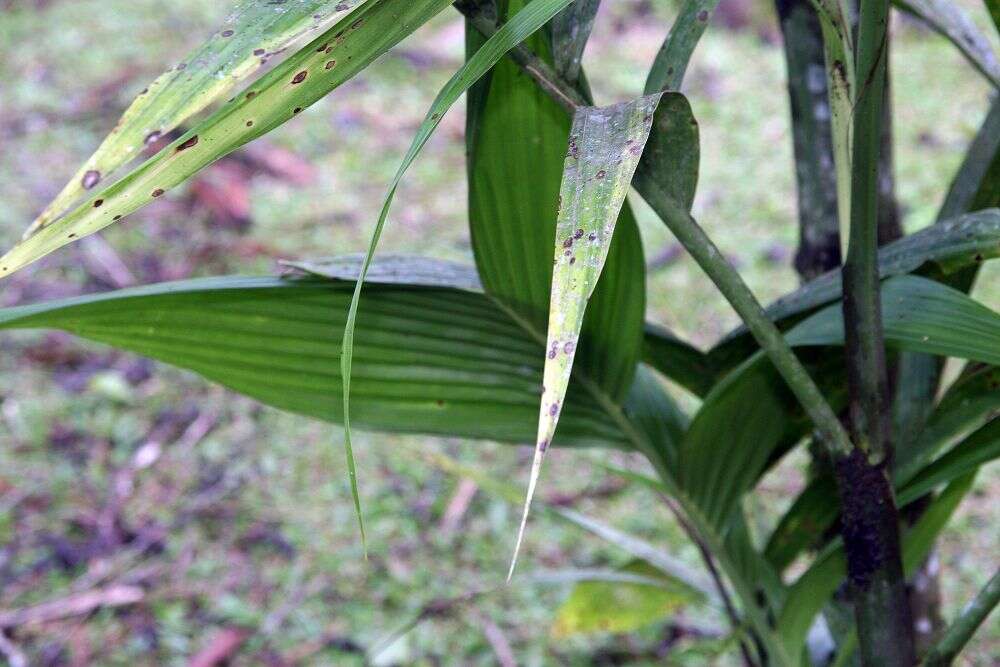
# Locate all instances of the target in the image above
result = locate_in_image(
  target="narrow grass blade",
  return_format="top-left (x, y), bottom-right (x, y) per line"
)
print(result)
top-left (0, 0), bottom-right (454, 279)
top-left (339, 0), bottom-right (578, 559)
top-left (26, 0), bottom-right (370, 237)
top-left (508, 94), bottom-right (661, 579)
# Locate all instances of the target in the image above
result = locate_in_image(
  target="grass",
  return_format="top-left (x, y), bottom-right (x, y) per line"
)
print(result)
top-left (0, 0), bottom-right (997, 664)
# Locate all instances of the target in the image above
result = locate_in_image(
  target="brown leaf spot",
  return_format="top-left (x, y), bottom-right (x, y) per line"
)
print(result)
top-left (175, 135), bottom-right (199, 152)
top-left (325, 60), bottom-right (337, 69)
top-left (151, 188), bottom-right (165, 198)
top-left (221, 29), bottom-right (234, 37)
top-left (291, 70), bottom-right (308, 85)
top-left (92, 199), bottom-right (103, 208)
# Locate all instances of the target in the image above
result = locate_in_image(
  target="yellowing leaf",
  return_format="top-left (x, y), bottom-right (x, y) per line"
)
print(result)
top-left (550, 560), bottom-right (699, 638)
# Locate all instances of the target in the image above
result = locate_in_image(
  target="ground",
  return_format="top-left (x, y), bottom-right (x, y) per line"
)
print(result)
top-left (0, 0), bottom-right (997, 664)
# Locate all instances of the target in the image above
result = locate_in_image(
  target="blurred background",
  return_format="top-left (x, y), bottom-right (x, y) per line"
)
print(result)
top-left (0, 0), bottom-right (997, 664)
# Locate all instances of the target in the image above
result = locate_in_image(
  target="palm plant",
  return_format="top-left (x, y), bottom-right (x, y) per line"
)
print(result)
top-left (2, 0), bottom-right (999, 664)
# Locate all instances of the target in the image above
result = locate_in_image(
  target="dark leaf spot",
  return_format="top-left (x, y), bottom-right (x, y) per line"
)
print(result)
top-left (92, 199), bottom-right (103, 208)
top-left (293, 107), bottom-right (302, 114)
top-left (151, 188), bottom-right (165, 198)
top-left (697, 10), bottom-right (709, 21)
top-left (595, 169), bottom-right (606, 179)
top-left (246, 91), bottom-right (257, 100)
top-left (291, 70), bottom-right (308, 84)
top-left (253, 48), bottom-right (265, 56)
top-left (316, 43), bottom-right (328, 52)
top-left (325, 60), bottom-right (337, 69)
top-left (175, 135), bottom-right (199, 152)
top-left (573, 228), bottom-right (584, 239)
top-left (113, 215), bottom-right (122, 221)
top-left (246, 120), bottom-right (254, 127)
top-left (221, 29), bottom-right (234, 37)
top-left (562, 238), bottom-right (573, 248)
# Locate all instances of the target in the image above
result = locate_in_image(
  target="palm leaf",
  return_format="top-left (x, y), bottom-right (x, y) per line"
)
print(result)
top-left (25, 0), bottom-right (370, 237)
top-left (511, 93), bottom-right (661, 577)
top-left (0, 0), bottom-right (455, 278)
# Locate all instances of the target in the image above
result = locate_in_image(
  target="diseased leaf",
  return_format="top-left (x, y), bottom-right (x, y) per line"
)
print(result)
top-left (0, 0), bottom-right (455, 278)
top-left (894, 0), bottom-right (1000, 88)
top-left (551, 560), bottom-right (700, 638)
top-left (510, 94), bottom-right (661, 578)
top-left (26, 0), bottom-right (370, 237)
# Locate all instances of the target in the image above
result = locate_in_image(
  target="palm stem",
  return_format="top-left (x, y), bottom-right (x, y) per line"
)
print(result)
top-left (838, 0), bottom-right (916, 662)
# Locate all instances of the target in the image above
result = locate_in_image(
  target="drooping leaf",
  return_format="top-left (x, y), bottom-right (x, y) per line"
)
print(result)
top-left (510, 94), bottom-right (661, 577)
top-left (25, 0), bottom-right (370, 237)
top-left (644, 0), bottom-right (720, 93)
top-left (893, 0), bottom-right (1000, 88)
top-left (0, 268), bottom-right (627, 447)
top-left (550, 559), bottom-right (701, 638)
top-left (787, 275), bottom-right (1000, 364)
top-left (0, 0), bottom-right (455, 278)
top-left (713, 209), bottom-right (1000, 367)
